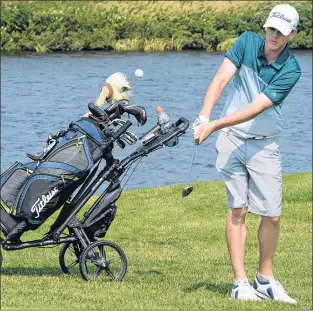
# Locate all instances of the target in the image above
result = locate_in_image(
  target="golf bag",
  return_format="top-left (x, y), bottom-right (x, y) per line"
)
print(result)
top-left (0, 96), bottom-right (190, 281)
top-left (0, 116), bottom-right (110, 231)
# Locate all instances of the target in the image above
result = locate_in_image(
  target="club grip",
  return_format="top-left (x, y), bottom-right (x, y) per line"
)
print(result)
top-left (112, 120), bottom-right (132, 139)
top-left (176, 117), bottom-right (190, 132)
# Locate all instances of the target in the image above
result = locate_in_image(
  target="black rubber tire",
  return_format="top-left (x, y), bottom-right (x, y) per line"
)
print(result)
top-left (79, 240), bottom-right (127, 282)
top-left (59, 242), bottom-right (82, 274)
top-left (0, 249), bottom-right (2, 269)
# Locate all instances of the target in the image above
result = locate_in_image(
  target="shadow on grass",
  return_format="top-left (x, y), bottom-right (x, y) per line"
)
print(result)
top-left (1, 266), bottom-right (65, 276)
top-left (183, 282), bottom-right (232, 295)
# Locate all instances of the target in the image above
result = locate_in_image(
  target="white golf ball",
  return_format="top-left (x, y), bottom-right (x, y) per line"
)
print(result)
top-left (135, 69), bottom-right (144, 78)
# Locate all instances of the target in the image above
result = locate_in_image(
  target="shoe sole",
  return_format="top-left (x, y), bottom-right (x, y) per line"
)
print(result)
top-left (254, 291), bottom-right (269, 299)
top-left (254, 290), bottom-right (297, 304)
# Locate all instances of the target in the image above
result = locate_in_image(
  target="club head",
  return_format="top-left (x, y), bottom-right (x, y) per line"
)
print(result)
top-left (182, 186), bottom-right (193, 197)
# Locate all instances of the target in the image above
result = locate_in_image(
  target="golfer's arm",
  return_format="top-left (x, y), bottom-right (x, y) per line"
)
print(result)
top-left (199, 58), bottom-right (237, 117)
top-left (213, 93), bottom-right (273, 130)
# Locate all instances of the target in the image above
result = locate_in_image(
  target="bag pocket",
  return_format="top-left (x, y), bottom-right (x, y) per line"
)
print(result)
top-left (1, 162), bottom-right (37, 213)
top-left (14, 164), bottom-right (82, 229)
top-left (83, 185), bottom-right (121, 238)
top-left (46, 135), bottom-right (94, 172)
top-left (85, 204), bottom-right (117, 238)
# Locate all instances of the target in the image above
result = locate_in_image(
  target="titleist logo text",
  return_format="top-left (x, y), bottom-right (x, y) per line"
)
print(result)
top-left (270, 12), bottom-right (291, 23)
top-left (31, 187), bottom-right (59, 218)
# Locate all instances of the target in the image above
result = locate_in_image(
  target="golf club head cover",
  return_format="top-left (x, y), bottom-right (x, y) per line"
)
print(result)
top-left (121, 105), bottom-right (147, 125)
top-left (106, 72), bottom-right (132, 102)
top-left (104, 99), bottom-right (130, 117)
top-left (88, 103), bottom-right (109, 122)
top-left (95, 72), bottom-right (132, 108)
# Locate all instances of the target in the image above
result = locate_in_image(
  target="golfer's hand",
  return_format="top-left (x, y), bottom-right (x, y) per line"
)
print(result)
top-left (192, 115), bottom-right (210, 134)
top-left (193, 121), bottom-right (217, 144)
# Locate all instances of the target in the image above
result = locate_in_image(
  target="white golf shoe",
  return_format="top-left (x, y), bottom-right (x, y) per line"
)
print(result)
top-left (230, 278), bottom-right (262, 301)
top-left (253, 274), bottom-right (296, 304)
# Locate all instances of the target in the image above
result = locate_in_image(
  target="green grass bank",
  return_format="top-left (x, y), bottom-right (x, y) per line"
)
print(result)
top-left (1, 172), bottom-right (312, 310)
top-left (1, 1), bottom-right (312, 52)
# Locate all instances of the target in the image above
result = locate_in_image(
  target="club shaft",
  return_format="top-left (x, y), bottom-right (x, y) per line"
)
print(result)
top-left (184, 144), bottom-right (197, 187)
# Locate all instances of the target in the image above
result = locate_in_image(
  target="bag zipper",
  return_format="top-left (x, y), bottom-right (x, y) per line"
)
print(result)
top-left (1, 199), bottom-right (11, 213)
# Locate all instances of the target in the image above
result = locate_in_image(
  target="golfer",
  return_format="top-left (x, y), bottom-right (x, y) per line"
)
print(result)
top-left (193, 4), bottom-right (301, 303)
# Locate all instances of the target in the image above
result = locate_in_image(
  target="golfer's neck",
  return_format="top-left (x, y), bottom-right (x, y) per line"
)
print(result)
top-left (264, 42), bottom-right (286, 62)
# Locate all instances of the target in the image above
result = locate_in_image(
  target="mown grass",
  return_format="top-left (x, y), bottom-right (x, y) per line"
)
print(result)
top-left (1, 173), bottom-right (312, 310)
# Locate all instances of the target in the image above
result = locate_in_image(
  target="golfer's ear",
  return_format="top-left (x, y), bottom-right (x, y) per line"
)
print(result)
top-left (289, 30), bottom-right (297, 39)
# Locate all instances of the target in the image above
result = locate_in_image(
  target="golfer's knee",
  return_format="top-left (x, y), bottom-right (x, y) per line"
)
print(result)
top-left (262, 216), bottom-right (280, 226)
top-left (228, 208), bottom-right (247, 224)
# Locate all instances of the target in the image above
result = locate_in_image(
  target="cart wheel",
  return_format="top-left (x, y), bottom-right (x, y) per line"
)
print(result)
top-left (79, 240), bottom-right (127, 282)
top-left (59, 242), bottom-right (82, 274)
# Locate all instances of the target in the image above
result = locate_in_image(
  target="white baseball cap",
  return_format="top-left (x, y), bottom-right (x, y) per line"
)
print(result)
top-left (263, 4), bottom-right (299, 36)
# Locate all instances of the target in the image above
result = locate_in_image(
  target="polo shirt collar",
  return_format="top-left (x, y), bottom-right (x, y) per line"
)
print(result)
top-left (258, 38), bottom-right (291, 70)
top-left (272, 44), bottom-right (291, 69)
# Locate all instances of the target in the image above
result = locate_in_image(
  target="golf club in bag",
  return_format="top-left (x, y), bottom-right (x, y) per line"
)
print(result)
top-left (0, 99), bottom-right (189, 282)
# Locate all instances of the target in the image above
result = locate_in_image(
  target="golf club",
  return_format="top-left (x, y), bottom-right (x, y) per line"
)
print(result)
top-left (182, 139), bottom-right (199, 197)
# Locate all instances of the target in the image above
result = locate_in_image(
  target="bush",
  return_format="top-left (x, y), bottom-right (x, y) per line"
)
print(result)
top-left (217, 37), bottom-right (238, 51)
top-left (0, 1), bottom-right (312, 52)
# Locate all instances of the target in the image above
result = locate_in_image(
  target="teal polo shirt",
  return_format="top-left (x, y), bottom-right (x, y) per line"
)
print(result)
top-left (220, 31), bottom-right (301, 138)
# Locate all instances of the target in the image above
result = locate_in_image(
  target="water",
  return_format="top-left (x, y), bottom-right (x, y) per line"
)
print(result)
top-left (1, 51), bottom-right (312, 191)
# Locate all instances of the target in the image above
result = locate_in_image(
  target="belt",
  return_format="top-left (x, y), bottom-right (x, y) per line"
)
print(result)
top-left (223, 128), bottom-right (278, 140)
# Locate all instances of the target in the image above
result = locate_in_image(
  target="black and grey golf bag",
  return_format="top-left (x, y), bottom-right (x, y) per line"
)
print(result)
top-left (0, 116), bottom-right (110, 233)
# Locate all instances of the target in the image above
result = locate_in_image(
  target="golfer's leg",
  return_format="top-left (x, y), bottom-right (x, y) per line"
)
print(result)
top-left (258, 216), bottom-right (280, 276)
top-left (246, 138), bottom-right (282, 277)
top-left (226, 207), bottom-right (247, 280)
top-left (215, 131), bottom-right (248, 280)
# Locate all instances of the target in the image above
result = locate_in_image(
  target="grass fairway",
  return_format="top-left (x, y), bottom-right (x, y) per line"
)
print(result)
top-left (1, 173), bottom-right (312, 310)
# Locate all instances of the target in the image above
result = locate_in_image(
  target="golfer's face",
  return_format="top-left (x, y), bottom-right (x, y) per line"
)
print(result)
top-left (265, 27), bottom-right (290, 51)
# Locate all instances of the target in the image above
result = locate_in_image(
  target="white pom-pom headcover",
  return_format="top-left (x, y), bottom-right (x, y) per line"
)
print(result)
top-left (95, 72), bottom-right (132, 108)
top-left (106, 72), bottom-right (132, 100)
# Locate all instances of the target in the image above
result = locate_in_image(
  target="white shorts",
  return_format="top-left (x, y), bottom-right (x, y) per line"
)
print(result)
top-left (215, 131), bottom-right (282, 217)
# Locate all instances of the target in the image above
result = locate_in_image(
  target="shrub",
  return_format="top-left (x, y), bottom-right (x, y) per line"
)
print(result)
top-left (0, 1), bottom-right (311, 52)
